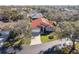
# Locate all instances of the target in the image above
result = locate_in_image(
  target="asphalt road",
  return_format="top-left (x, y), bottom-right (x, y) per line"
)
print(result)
top-left (17, 39), bottom-right (67, 54)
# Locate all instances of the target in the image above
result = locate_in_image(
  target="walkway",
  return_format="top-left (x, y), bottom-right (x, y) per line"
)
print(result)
top-left (30, 35), bottom-right (42, 45)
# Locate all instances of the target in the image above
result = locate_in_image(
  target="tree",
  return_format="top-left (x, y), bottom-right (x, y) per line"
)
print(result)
top-left (60, 22), bottom-right (79, 54)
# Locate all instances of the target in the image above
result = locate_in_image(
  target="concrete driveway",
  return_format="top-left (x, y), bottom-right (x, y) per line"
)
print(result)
top-left (30, 35), bottom-right (42, 46)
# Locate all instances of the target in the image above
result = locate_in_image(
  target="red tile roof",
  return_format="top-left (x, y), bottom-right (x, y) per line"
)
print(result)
top-left (32, 18), bottom-right (53, 28)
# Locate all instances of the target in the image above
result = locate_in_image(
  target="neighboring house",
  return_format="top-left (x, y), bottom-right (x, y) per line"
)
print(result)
top-left (31, 13), bottom-right (53, 36)
top-left (31, 13), bottom-right (43, 20)
top-left (0, 14), bottom-right (9, 22)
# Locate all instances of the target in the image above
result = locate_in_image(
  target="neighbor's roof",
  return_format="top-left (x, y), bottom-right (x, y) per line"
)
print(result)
top-left (0, 14), bottom-right (6, 19)
top-left (32, 18), bottom-right (53, 28)
top-left (30, 13), bottom-right (43, 19)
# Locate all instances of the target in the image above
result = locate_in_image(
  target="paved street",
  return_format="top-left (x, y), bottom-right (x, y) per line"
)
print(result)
top-left (17, 39), bottom-right (68, 54)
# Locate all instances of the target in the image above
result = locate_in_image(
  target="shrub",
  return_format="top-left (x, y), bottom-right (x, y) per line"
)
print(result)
top-left (17, 15), bottom-right (24, 20)
top-left (9, 30), bottom-right (17, 39)
top-left (48, 35), bottom-right (54, 39)
top-left (45, 15), bottom-right (52, 20)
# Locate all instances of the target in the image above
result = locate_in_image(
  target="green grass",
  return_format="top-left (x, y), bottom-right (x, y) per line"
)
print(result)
top-left (40, 34), bottom-right (58, 43)
top-left (40, 34), bottom-right (49, 43)
top-left (17, 37), bottom-right (31, 45)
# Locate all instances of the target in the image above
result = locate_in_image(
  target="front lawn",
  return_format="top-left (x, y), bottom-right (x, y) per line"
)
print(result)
top-left (40, 34), bottom-right (49, 43)
top-left (40, 34), bottom-right (58, 43)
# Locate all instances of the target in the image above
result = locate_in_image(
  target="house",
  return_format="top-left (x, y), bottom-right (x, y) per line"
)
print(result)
top-left (31, 13), bottom-right (53, 36)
